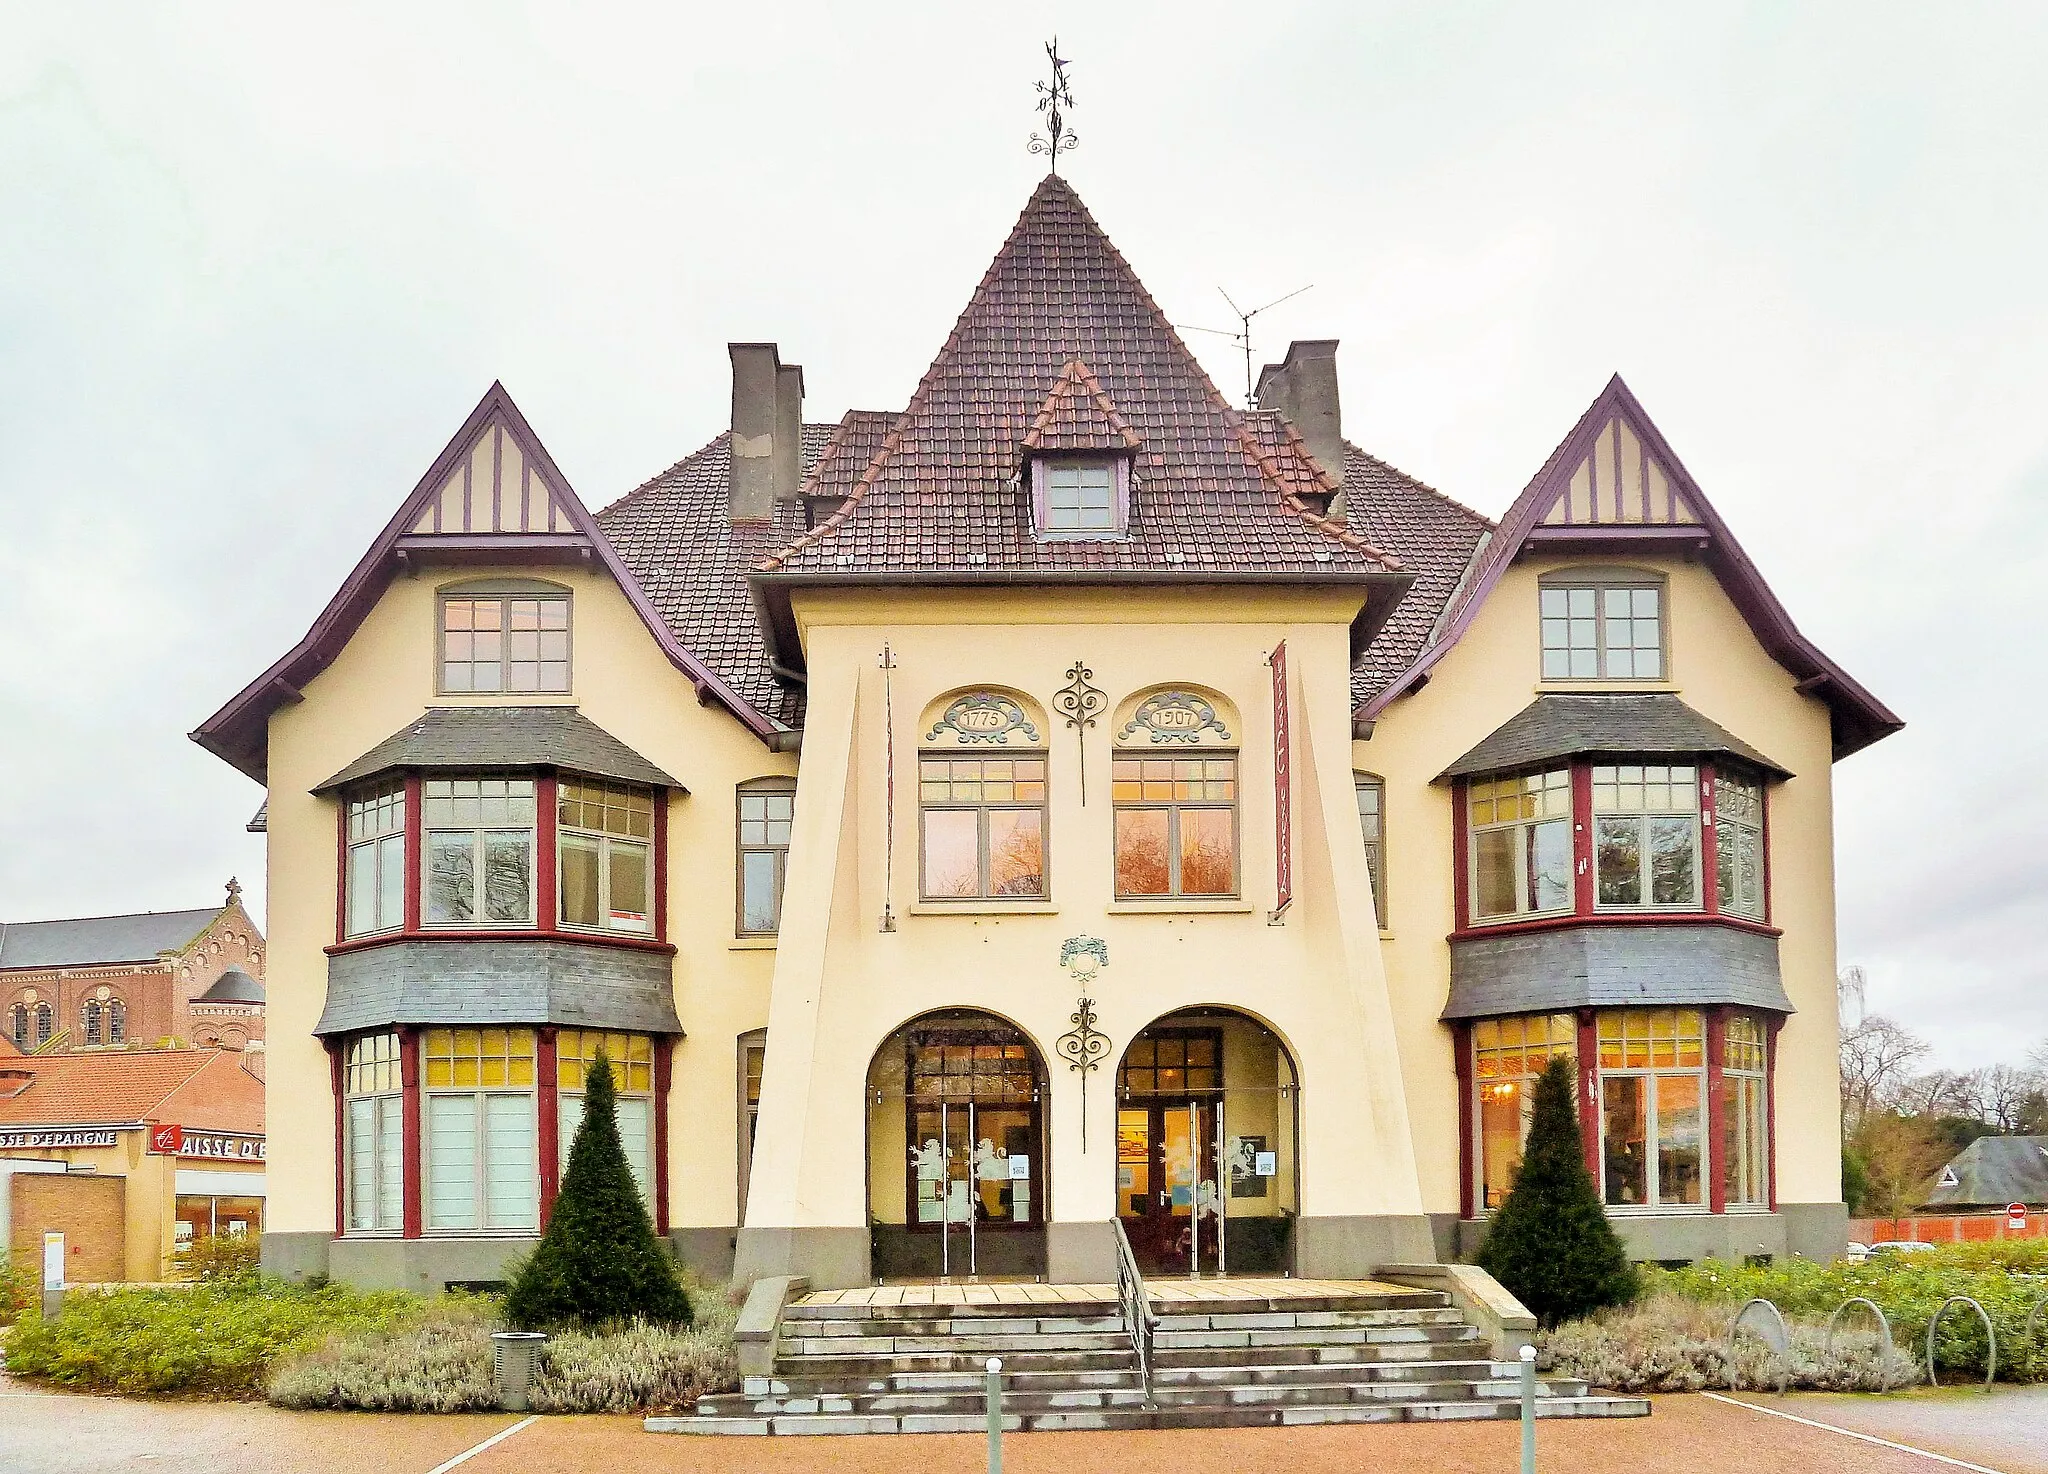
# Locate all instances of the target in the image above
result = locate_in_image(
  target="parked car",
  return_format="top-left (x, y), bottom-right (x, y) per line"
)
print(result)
top-left (1866, 1240), bottom-right (1938, 1257)
top-left (1846, 1241), bottom-right (1870, 1262)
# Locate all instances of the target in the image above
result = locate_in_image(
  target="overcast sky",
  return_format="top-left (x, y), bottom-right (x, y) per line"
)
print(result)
top-left (2, 4), bottom-right (2042, 1070)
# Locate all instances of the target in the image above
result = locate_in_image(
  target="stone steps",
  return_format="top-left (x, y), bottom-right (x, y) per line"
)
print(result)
top-left (652, 1395), bottom-right (1652, 1436)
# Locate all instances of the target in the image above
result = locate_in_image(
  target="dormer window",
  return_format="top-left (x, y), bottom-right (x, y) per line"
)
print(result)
top-left (1038, 460), bottom-right (1122, 535)
top-left (1539, 570), bottom-right (1665, 681)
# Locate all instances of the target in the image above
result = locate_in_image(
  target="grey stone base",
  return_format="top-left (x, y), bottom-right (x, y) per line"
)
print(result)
top-left (1294, 1214), bottom-right (1436, 1277)
top-left (1046, 1220), bottom-right (1117, 1283)
top-left (261, 1231), bottom-right (333, 1284)
top-left (669, 1226), bottom-right (738, 1282)
top-left (328, 1235), bottom-right (539, 1292)
top-left (1426, 1212), bottom-right (1461, 1263)
top-left (1452, 1209), bottom-right (1825, 1264)
top-left (1780, 1201), bottom-right (1848, 1260)
top-left (732, 1226), bottom-right (870, 1290)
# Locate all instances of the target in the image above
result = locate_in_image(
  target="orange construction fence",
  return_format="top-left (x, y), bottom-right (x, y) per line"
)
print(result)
top-left (1851, 1212), bottom-right (2048, 1243)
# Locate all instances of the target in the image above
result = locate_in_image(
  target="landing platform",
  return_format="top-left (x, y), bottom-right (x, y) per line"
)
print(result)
top-left (797, 1278), bottom-right (1415, 1310)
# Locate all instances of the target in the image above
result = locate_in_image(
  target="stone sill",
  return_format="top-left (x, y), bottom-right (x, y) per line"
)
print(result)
top-left (907, 903), bottom-right (1061, 917)
top-left (729, 937), bottom-right (779, 951)
top-left (1105, 900), bottom-right (1254, 916)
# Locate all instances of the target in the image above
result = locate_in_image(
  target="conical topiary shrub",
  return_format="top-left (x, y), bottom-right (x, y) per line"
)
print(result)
top-left (1475, 1055), bottom-right (1638, 1327)
top-left (504, 1048), bottom-right (692, 1331)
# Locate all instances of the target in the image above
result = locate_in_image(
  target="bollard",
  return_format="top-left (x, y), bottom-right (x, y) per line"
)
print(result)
top-left (985, 1356), bottom-right (1004, 1474)
top-left (1519, 1343), bottom-right (1537, 1474)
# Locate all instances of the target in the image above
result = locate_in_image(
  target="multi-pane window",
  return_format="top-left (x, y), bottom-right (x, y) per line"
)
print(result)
top-left (1040, 462), bottom-right (1118, 534)
top-left (739, 1034), bottom-right (766, 1221)
top-left (1715, 771), bottom-right (1766, 919)
top-left (737, 781), bottom-right (795, 935)
top-left (557, 1030), bottom-right (655, 1205)
top-left (343, 1033), bottom-right (404, 1233)
top-left (424, 779), bottom-right (536, 927)
top-left (1473, 1014), bottom-right (1577, 1210)
top-left (108, 999), bottom-right (125, 1044)
top-left (910, 1037), bottom-right (1038, 1103)
top-left (1598, 1009), bottom-right (1705, 1209)
top-left (1722, 1012), bottom-right (1770, 1207)
top-left (1469, 769), bottom-right (1572, 920)
top-left (1593, 764), bottom-right (1700, 909)
top-left (32, 1002), bottom-right (52, 1048)
top-left (1540, 581), bottom-right (1663, 680)
top-left (558, 780), bottom-right (654, 934)
top-left (1111, 756), bottom-right (1238, 898)
top-left (6, 1003), bottom-right (24, 1050)
top-left (82, 999), bottom-right (104, 1046)
top-left (1355, 774), bottom-right (1387, 923)
top-left (919, 755), bottom-right (1048, 899)
top-left (1118, 1033), bottom-right (1221, 1097)
top-left (440, 593), bottom-right (570, 694)
top-left (346, 782), bottom-right (407, 938)
top-left (422, 1028), bottom-right (538, 1232)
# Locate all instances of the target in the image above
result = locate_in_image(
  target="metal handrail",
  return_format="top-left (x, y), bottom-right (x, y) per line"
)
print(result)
top-left (1110, 1216), bottom-right (1158, 1407)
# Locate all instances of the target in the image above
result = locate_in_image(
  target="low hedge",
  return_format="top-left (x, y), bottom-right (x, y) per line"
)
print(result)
top-left (4, 1279), bottom-right (423, 1397)
top-left (0, 1257), bottom-right (34, 1328)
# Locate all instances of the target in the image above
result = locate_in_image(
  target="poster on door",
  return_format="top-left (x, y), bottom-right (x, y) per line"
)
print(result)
top-left (1229, 1135), bottom-right (1271, 1199)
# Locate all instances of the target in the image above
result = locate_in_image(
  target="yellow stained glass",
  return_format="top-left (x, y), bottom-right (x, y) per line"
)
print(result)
top-left (423, 1026), bottom-right (536, 1089)
top-left (557, 1029), bottom-right (655, 1093)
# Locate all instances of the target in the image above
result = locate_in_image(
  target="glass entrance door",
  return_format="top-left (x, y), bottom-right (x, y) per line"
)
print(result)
top-left (1117, 1100), bottom-right (1221, 1275)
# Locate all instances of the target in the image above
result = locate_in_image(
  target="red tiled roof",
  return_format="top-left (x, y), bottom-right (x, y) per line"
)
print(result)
top-left (0, 1049), bottom-right (262, 1135)
top-left (1022, 359), bottom-right (1143, 453)
top-left (761, 175), bottom-right (1399, 579)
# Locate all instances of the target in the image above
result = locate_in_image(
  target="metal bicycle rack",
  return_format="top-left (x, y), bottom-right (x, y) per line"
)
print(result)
top-left (1726, 1297), bottom-right (1791, 1395)
top-left (1924, 1295), bottom-right (1996, 1390)
top-left (1824, 1295), bottom-right (1897, 1387)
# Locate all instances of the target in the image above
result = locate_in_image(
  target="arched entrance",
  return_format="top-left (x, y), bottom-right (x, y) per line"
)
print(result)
top-left (1115, 1008), bottom-right (1300, 1276)
top-left (866, 1009), bottom-right (1048, 1281)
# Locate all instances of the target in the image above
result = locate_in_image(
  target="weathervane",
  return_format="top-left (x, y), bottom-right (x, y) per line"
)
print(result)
top-left (1028, 38), bottom-right (1078, 172)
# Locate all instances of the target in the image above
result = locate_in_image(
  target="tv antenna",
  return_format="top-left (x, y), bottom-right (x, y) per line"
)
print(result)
top-left (1177, 283), bottom-right (1313, 409)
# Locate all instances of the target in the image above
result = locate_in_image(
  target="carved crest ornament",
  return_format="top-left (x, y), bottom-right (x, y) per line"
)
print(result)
top-left (925, 690), bottom-right (1042, 745)
top-left (1118, 689), bottom-right (1232, 745)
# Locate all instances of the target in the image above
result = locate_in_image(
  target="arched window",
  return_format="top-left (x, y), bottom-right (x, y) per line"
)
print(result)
top-left (917, 689), bottom-right (1049, 901)
top-left (82, 999), bottom-right (103, 1046)
top-left (108, 998), bottom-right (127, 1045)
top-left (34, 1002), bottom-right (53, 1047)
top-left (6, 1003), bottom-right (26, 1050)
top-left (1111, 687), bottom-right (1240, 899)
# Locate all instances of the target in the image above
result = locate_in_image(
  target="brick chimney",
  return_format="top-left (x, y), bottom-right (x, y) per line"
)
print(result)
top-left (728, 343), bottom-right (805, 521)
top-left (1256, 339), bottom-right (1345, 520)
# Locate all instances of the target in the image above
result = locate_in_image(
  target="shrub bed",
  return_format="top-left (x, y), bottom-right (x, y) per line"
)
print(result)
top-left (1539, 1291), bottom-right (1919, 1393)
top-left (4, 1280), bottom-right (422, 1397)
top-left (0, 1258), bottom-right (34, 1329)
top-left (1650, 1247), bottom-right (2048, 1384)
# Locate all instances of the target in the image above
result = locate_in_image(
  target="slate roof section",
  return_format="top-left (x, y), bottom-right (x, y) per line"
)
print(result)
top-left (0, 1049), bottom-right (263, 1134)
top-left (0, 909), bottom-right (218, 971)
top-left (1022, 359), bottom-right (1143, 453)
top-left (1444, 924), bottom-right (1792, 1021)
top-left (1922, 1136), bottom-right (2048, 1209)
top-left (315, 707), bottom-right (680, 793)
top-left (197, 967), bottom-right (265, 1004)
top-left (316, 939), bottom-right (682, 1037)
top-left (1437, 693), bottom-right (1792, 781)
top-left (596, 422), bottom-right (854, 733)
top-left (761, 175), bottom-right (1399, 581)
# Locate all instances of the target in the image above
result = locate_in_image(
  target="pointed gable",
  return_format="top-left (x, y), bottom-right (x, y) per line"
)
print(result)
top-left (193, 383), bottom-right (780, 782)
top-left (760, 175), bottom-right (1397, 580)
top-left (1361, 375), bottom-right (1901, 759)
top-left (1021, 359), bottom-right (1142, 455)
top-left (406, 409), bottom-right (581, 536)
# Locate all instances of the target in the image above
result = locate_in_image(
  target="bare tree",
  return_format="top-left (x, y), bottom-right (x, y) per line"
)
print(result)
top-left (1970, 1064), bottom-right (2039, 1133)
top-left (1851, 1112), bottom-right (1950, 1216)
top-left (1839, 1015), bottom-right (1931, 1129)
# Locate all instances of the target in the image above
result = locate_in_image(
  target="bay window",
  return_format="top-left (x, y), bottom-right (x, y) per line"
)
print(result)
top-left (557, 780), bottom-right (653, 934)
top-left (1715, 771), bottom-right (1765, 919)
top-left (423, 1028), bottom-right (538, 1231)
top-left (556, 1030), bottom-right (655, 1204)
top-left (1469, 768), bottom-right (1571, 920)
top-left (1721, 1012), bottom-right (1770, 1207)
top-left (1112, 755), bottom-right (1238, 898)
top-left (1593, 764), bottom-right (1700, 910)
top-left (1473, 1013), bottom-right (1575, 1209)
top-left (1598, 1009), bottom-right (1704, 1209)
top-left (919, 755), bottom-right (1048, 899)
top-left (424, 779), bottom-right (536, 927)
top-left (345, 782), bottom-right (407, 938)
top-left (343, 1033), bottom-right (404, 1233)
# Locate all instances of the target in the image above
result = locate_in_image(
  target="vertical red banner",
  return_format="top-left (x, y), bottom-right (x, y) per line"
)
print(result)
top-left (1271, 641), bottom-right (1291, 917)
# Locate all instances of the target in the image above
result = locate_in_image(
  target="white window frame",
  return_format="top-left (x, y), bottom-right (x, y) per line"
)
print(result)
top-left (1714, 770), bottom-right (1767, 920)
top-left (1540, 573), bottom-right (1666, 681)
top-left (438, 588), bottom-right (571, 695)
top-left (343, 1033), bottom-right (403, 1235)
top-left (345, 782), bottom-right (407, 939)
top-left (1722, 1013), bottom-right (1771, 1209)
top-left (1470, 1014), bottom-right (1577, 1213)
top-left (556, 780), bottom-right (654, 936)
top-left (425, 1090), bottom-right (538, 1233)
top-left (1032, 458), bottom-right (1129, 539)
top-left (1467, 768), bottom-right (1573, 923)
top-left (1597, 1010), bottom-right (1708, 1213)
top-left (423, 778), bottom-right (537, 929)
top-left (1354, 773), bottom-right (1386, 925)
top-left (1591, 764), bottom-right (1701, 912)
top-left (736, 780), bottom-right (795, 936)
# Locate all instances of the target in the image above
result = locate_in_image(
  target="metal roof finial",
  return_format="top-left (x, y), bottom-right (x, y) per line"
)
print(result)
top-left (1028, 38), bottom-right (1078, 173)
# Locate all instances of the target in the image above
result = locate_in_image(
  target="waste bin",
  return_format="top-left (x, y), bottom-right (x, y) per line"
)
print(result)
top-left (491, 1330), bottom-right (548, 1411)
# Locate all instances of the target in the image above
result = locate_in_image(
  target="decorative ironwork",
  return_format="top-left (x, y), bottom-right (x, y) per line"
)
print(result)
top-left (1056, 934), bottom-right (1110, 1149)
top-left (1118, 689), bottom-right (1232, 745)
top-left (1054, 659), bottom-right (1105, 802)
top-left (1028, 39), bottom-right (1078, 173)
top-left (925, 690), bottom-right (1041, 745)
